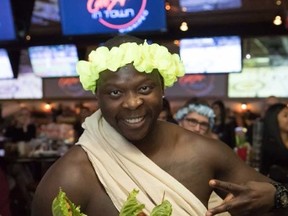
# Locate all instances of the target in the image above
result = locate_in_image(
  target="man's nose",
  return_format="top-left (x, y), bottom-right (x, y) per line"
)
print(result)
top-left (122, 93), bottom-right (143, 109)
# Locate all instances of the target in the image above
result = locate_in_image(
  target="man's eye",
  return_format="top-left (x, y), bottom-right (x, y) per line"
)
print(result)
top-left (139, 86), bottom-right (151, 93)
top-left (110, 90), bottom-right (121, 97)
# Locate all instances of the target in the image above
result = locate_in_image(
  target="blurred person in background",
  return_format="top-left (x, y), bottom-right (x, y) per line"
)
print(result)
top-left (260, 103), bottom-right (288, 183)
top-left (211, 100), bottom-right (237, 149)
top-left (73, 106), bottom-right (92, 141)
top-left (2, 107), bottom-right (37, 215)
top-left (249, 96), bottom-right (281, 170)
top-left (157, 97), bottom-right (178, 124)
top-left (56, 106), bottom-right (77, 124)
top-left (242, 110), bottom-right (260, 146)
top-left (3, 107), bottom-right (36, 142)
top-left (175, 97), bottom-right (218, 139)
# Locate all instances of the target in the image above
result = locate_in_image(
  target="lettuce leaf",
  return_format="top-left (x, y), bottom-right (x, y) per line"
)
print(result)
top-left (150, 200), bottom-right (172, 216)
top-left (52, 188), bottom-right (87, 216)
top-left (119, 189), bottom-right (145, 216)
top-left (119, 189), bottom-right (172, 216)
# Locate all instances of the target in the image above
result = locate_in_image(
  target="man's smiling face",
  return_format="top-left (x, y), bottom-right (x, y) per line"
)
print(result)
top-left (96, 64), bottom-right (164, 142)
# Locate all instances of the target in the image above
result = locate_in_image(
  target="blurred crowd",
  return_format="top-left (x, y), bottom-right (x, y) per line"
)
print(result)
top-left (0, 104), bottom-right (93, 216)
top-left (159, 96), bottom-right (288, 182)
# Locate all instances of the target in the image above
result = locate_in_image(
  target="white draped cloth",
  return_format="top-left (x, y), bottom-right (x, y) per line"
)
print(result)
top-left (76, 110), bottom-right (207, 215)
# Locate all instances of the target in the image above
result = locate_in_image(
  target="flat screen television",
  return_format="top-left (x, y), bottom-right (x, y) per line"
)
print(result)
top-left (29, 0), bottom-right (61, 35)
top-left (228, 66), bottom-right (288, 98)
top-left (28, 44), bottom-right (79, 78)
top-left (180, 0), bottom-right (242, 13)
top-left (0, 49), bottom-right (43, 100)
top-left (58, 0), bottom-right (167, 36)
top-left (0, 49), bottom-right (14, 79)
top-left (0, 0), bottom-right (17, 41)
top-left (180, 36), bottom-right (242, 74)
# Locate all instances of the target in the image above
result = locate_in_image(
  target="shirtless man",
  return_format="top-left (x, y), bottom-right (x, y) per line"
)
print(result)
top-left (32, 35), bottom-right (288, 216)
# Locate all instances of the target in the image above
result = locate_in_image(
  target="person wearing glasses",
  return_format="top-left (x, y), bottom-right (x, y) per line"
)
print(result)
top-left (175, 98), bottom-right (218, 139)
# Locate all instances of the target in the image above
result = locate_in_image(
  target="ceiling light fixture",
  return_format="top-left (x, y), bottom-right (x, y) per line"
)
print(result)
top-left (275, 0), bottom-right (282, 6)
top-left (181, 7), bottom-right (187, 12)
top-left (180, 22), bottom-right (188, 31)
top-left (173, 40), bottom-right (180, 46)
top-left (165, 2), bottom-right (171, 11)
top-left (273, 15), bottom-right (282, 25)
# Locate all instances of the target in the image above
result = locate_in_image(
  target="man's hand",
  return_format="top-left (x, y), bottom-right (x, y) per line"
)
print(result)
top-left (206, 179), bottom-right (275, 216)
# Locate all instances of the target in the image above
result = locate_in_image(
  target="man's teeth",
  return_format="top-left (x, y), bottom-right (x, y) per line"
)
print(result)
top-left (125, 117), bottom-right (143, 124)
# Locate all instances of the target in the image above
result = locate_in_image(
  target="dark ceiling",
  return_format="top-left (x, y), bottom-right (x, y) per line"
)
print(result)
top-left (4, 0), bottom-right (288, 64)
top-left (166, 0), bottom-right (288, 37)
top-left (6, 0), bottom-right (288, 45)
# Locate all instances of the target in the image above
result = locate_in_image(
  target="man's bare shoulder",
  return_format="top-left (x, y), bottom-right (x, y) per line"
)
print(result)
top-left (32, 145), bottom-right (99, 216)
top-left (44, 145), bottom-right (93, 184)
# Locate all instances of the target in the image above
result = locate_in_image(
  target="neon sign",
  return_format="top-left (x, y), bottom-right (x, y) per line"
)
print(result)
top-left (59, 0), bottom-right (166, 36)
top-left (86, 0), bottom-right (148, 32)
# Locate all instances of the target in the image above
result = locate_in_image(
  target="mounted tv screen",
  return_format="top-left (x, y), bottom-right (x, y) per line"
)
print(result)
top-left (58, 0), bottom-right (166, 36)
top-left (228, 66), bottom-right (288, 98)
top-left (0, 0), bottom-right (17, 41)
top-left (28, 44), bottom-right (79, 78)
top-left (180, 36), bottom-right (242, 74)
top-left (29, 0), bottom-right (61, 35)
top-left (180, 0), bottom-right (242, 12)
top-left (0, 49), bottom-right (43, 100)
top-left (0, 49), bottom-right (14, 79)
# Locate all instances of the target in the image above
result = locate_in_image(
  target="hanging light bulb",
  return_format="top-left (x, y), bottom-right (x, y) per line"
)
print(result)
top-left (180, 22), bottom-right (188, 31)
top-left (273, 15), bottom-right (282, 25)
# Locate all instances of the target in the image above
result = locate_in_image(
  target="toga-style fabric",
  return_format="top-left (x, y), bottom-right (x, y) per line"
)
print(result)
top-left (76, 110), bottom-right (207, 215)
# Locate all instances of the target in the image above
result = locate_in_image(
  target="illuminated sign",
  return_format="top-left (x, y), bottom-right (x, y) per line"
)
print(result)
top-left (87, 0), bottom-right (147, 33)
top-left (59, 0), bottom-right (166, 35)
